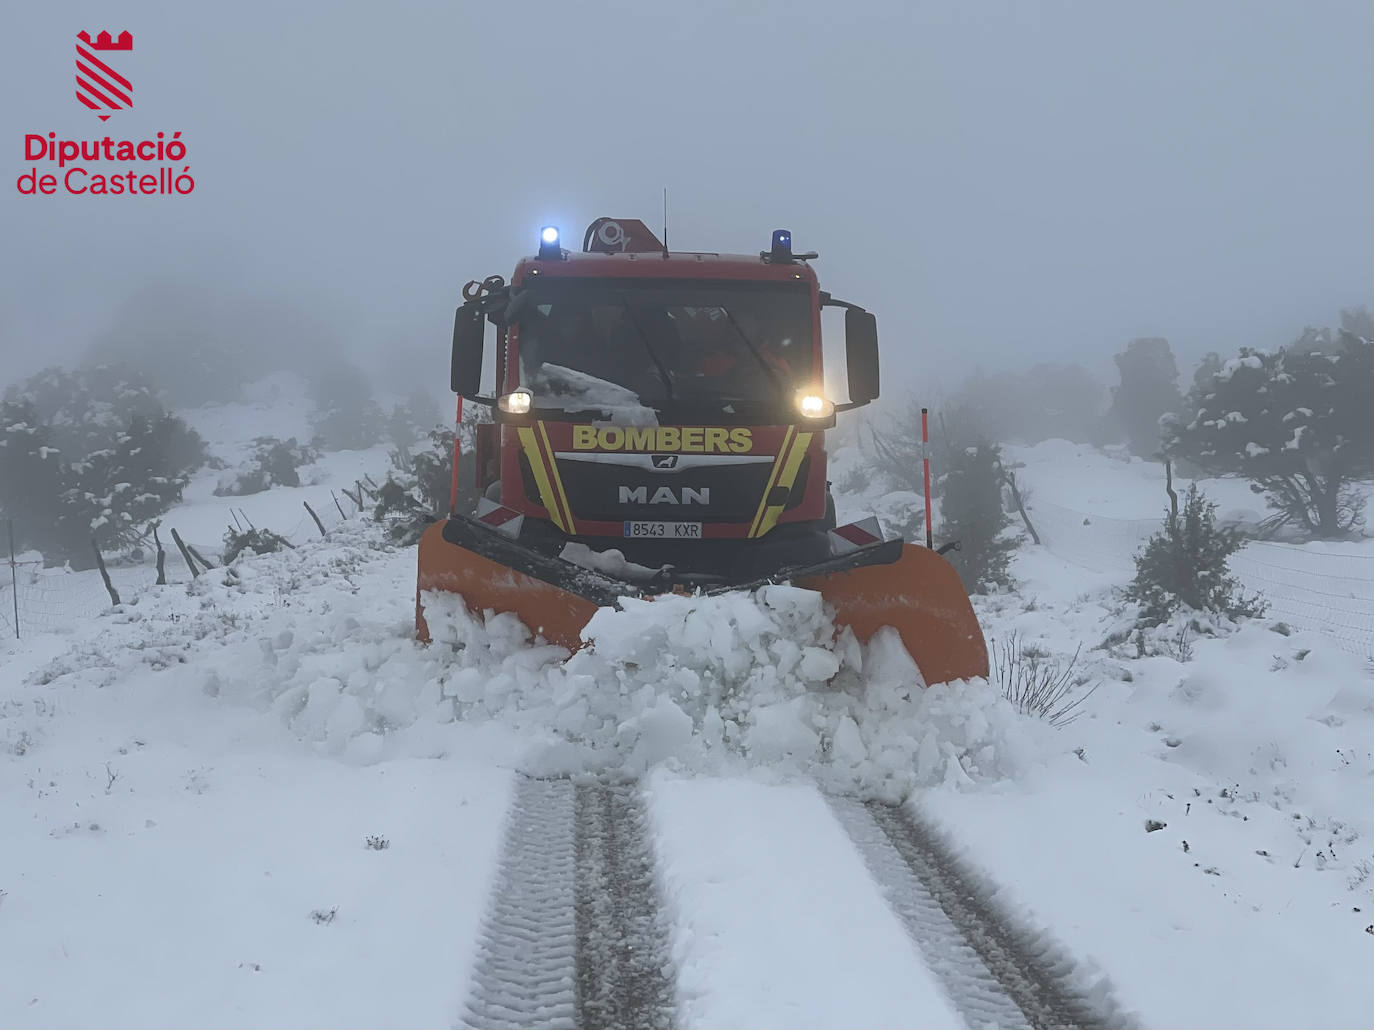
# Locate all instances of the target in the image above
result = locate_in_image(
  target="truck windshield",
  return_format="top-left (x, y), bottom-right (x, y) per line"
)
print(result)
top-left (513, 279), bottom-right (812, 414)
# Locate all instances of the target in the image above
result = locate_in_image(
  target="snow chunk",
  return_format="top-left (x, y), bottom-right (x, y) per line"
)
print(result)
top-left (529, 365), bottom-right (659, 425)
top-left (1217, 354), bottom-right (1263, 380)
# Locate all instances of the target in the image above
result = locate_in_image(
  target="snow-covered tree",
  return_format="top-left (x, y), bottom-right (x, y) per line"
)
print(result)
top-left (1191, 351), bottom-right (1223, 393)
top-left (1109, 338), bottom-right (1183, 456)
top-left (1340, 305), bottom-right (1373, 340)
top-left (0, 399), bottom-right (67, 537)
top-left (1165, 332), bottom-right (1372, 537)
top-left (386, 388), bottom-right (441, 451)
top-left (940, 441), bottom-right (1016, 593)
top-left (309, 362), bottom-right (385, 451)
top-left (65, 413), bottom-right (203, 553)
top-left (947, 363), bottom-right (1107, 446)
top-left (0, 367), bottom-right (205, 562)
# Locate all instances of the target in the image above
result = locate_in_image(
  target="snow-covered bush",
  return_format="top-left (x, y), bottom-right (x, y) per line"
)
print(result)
top-left (373, 429), bottom-right (460, 544)
top-left (372, 475), bottom-right (437, 546)
top-left (1126, 484), bottom-right (1266, 627)
top-left (1166, 332), bottom-right (1372, 538)
top-left (377, 413), bottom-right (490, 543)
top-left (214, 437), bottom-right (318, 496)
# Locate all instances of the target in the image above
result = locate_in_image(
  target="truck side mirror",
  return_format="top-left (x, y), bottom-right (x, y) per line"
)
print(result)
top-left (451, 304), bottom-right (485, 397)
top-left (845, 308), bottom-right (879, 405)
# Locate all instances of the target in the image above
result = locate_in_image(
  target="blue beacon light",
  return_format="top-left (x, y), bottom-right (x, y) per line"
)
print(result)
top-left (538, 226), bottom-right (561, 259)
top-left (770, 229), bottom-right (793, 262)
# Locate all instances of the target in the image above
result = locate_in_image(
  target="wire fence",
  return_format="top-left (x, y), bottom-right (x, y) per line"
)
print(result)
top-left (1, 496), bottom-right (365, 640)
top-left (1027, 498), bottom-right (1374, 660)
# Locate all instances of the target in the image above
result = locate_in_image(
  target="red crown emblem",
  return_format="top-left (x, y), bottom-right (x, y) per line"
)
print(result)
top-left (77, 30), bottom-right (133, 51)
top-left (76, 30), bottom-right (133, 120)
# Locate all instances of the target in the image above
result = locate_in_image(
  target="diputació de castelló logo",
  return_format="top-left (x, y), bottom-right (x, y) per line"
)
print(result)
top-left (76, 30), bottom-right (133, 120)
top-left (16, 28), bottom-right (196, 197)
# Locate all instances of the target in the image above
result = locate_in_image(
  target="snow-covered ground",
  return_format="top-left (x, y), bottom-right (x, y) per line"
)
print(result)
top-left (175, 371), bottom-right (393, 553)
top-left (2, 394), bottom-right (1371, 1028)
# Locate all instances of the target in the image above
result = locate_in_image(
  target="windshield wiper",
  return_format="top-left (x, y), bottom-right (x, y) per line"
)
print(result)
top-left (621, 303), bottom-right (675, 401)
top-left (721, 309), bottom-right (786, 400)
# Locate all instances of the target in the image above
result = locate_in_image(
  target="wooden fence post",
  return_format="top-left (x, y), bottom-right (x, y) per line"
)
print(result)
top-left (187, 544), bottom-right (217, 570)
top-left (170, 528), bottom-right (200, 577)
top-left (1000, 465), bottom-right (1041, 546)
top-left (91, 539), bottom-right (121, 606)
top-left (151, 523), bottom-right (167, 585)
top-left (303, 501), bottom-right (327, 537)
top-left (7, 519), bottom-right (19, 638)
top-left (1164, 457), bottom-right (1179, 525)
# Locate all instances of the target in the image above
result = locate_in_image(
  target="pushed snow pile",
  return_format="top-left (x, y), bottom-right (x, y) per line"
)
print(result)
top-left (421, 585), bottom-right (1038, 797)
top-left (15, 523), bottom-right (1041, 798)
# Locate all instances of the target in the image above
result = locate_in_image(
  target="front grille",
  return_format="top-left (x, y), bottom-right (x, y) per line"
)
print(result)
top-left (556, 458), bottom-right (771, 522)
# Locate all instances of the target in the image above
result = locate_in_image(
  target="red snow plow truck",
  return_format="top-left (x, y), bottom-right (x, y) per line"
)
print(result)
top-left (416, 218), bottom-right (988, 685)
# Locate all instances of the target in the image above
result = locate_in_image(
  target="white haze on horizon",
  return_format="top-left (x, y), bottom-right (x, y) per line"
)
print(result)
top-left (1, 0), bottom-right (1370, 400)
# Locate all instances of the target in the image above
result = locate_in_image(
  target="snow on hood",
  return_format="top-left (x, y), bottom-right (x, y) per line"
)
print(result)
top-left (530, 364), bottom-right (659, 425)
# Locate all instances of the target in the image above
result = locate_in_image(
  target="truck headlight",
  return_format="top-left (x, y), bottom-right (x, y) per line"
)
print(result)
top-left (796, 392), bottom-right (834, 419)
top-left (498, 389), bottom-right (533, 415)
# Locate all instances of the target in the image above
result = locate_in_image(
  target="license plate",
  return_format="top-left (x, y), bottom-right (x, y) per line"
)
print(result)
top-left (623, 520), bottom-right (702, 539)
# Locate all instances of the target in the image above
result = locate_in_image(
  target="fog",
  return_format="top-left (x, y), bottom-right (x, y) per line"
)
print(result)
top-left (3, 0), bottom-right (1370, 398)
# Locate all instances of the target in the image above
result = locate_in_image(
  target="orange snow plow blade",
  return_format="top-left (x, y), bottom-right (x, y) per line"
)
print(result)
top-left (416, 520), bottom-right (599, 650)
top-left (416, 519), bottom-right (988, 685)
top-left (797, 542), bottom-right (989, 685)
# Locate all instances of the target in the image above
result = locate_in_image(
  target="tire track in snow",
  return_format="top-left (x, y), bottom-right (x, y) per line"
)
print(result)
top-left (831, 796), bottom-right (1130, 1030)
top-left (573, 781), bottom-right (676, 1030)
top-left (461, 777), bottom-right (675, 1030)
top-left (461, 777), bottom-right (578, 1029)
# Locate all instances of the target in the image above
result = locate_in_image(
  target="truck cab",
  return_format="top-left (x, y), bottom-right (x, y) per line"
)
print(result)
top-left (451, 218), bottom-right (879, 580)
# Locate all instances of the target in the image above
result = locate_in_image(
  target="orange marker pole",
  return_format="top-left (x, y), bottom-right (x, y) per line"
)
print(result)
top-left (921, 407), bottom-right (933, 549)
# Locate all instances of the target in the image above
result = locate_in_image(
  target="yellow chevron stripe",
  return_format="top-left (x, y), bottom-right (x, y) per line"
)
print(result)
top-left (747, 426), bottom-right (796, 538)
top-left (537, 420), bottom-right (577, 534)
top-left (516, 426), bottom-right (568, 532)
top-left (754, 431), bottom-right (814, 538)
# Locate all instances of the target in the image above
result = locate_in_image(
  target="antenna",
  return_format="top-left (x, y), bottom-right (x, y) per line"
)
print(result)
top-left (662, 187), bottom-right (669, 259)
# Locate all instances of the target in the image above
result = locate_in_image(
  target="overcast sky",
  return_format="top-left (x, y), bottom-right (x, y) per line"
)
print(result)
top-left (3, 0), bottom-right (1370, 398)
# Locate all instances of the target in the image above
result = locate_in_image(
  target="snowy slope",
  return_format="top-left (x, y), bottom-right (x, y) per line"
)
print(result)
top-left (2, 395), bottom-right (1371, 1028)
top-left (175, 372), bottom-right (393, 553)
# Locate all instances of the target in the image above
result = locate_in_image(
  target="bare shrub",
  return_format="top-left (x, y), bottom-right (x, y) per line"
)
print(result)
top-left (992, 633), bottom-right (1098, 727)
top-left (1161, 622), bottom-right (1195, 662)
top-left (222, 526), bottom-right (294, 564)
